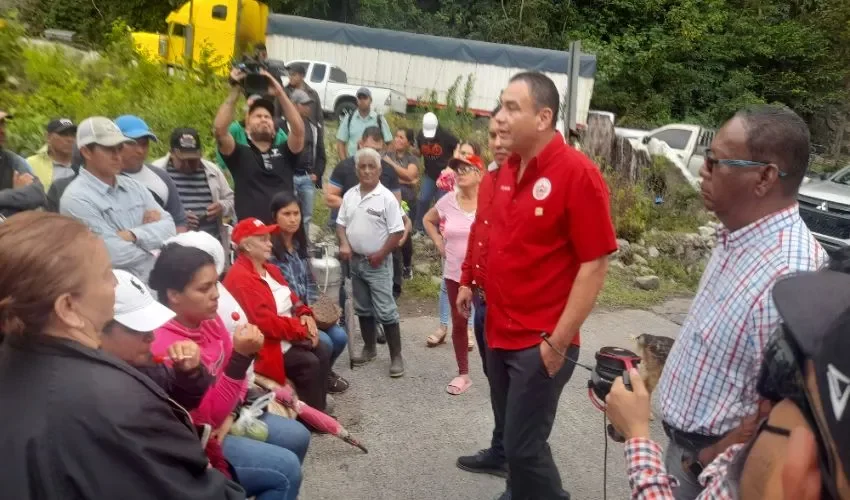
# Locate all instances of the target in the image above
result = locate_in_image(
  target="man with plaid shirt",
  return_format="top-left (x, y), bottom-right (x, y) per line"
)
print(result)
top-left (652, 105), bottom-right (826, 499)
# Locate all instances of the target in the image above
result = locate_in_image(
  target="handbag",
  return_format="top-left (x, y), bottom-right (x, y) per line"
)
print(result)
top-left (311, 294), bottom-right (341, 331)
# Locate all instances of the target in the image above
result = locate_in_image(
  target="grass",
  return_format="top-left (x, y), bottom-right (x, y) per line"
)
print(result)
top-left (596, 265), bottom-right (694, 309)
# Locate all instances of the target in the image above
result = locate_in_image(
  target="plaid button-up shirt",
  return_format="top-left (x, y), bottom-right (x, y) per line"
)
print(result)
top-left (657, 205), bottom-right (826, 436)
top-left (625, 438), bottom-right (743, 499)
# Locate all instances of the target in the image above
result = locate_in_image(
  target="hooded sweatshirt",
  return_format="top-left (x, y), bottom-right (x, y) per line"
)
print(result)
top-left (152, 316), bottom-right (251, 428)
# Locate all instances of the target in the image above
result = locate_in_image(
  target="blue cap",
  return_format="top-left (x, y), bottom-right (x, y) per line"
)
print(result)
top-left (114, 115), bottom-right (158, 142)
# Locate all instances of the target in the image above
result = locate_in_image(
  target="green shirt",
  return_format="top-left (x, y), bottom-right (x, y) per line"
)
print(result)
top-left (335, 111), bottom-right (392, 158)
top-left (215, 121), bottom-right (288, 171)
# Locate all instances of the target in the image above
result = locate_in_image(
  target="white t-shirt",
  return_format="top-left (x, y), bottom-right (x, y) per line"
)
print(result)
top-left (216, 283), bottom-right (255, 383)
top-left (262, 273), bottom-right (293, 353)
top-left (336, 182), bottom-right (405, 255)
top-left (123, 165), bottom-right (169, 204)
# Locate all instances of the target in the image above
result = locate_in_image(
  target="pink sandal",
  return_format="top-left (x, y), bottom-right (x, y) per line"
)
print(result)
top-left (446, 375), bottom-right (472, 395)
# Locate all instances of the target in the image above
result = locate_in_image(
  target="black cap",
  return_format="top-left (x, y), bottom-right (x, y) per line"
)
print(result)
top-left (169, 127), bottom-right (201, 157)
top-left (773, 269), bottom-right (850, 482)
top-left (248, 97), bottom-right (275, 117)
top-left (47, 118), bottom-right (77, 134)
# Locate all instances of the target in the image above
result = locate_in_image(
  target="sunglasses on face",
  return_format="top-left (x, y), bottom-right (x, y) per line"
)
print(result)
top-left (456, 165), bottom-right (479, 175)
top-left (757, 325), bottom-right (841, 499)
top-left (704, 149), bottom-right (787, 178)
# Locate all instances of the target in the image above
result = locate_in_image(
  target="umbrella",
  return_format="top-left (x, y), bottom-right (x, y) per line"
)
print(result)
top-left (272, 384), bottom-right (368, 454)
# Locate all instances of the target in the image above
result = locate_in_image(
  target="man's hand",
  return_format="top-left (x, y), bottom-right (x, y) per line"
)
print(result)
top-left (697, 400), bottom-right (772, 465)
top-left (605, 368), bottom-right (651, 440)
top-left (212, 414), bottom-right (234, 444)
top-left (143, 210), bottom-right (161, 224)
top-left (457, 285), bottom-right (473, 318)
top-left (13, 171), bottom-right (34, 188)
top-left (229, 68), bottom-right (247, 86)
top-left (310, 174), bottom-right (318, 183)
top-left (539, 338), bottom-right (566, 378)
top-left (261, 69), bottom-right (284, 96)
top-left (186, 210), bottom-right (200, 230)
top-left (117, 230), bottom-right (136, 242)
top-left (168, 340), bottom-right (201, 372)
top-left (368, 251), bottom-right (385, 268)
top-left (206, 202), bottom-right (224, 219)
top-left (339, 243), bottom-right (352, 261)
top-left (399, 227), bottom-right (410, 247)
top-left (232, 323), bottom-right (264, 356)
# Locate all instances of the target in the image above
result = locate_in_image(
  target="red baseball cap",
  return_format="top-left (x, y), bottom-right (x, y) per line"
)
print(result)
top-left (448, 155), bottom-right (485, 173)
top-left (231, 218), bottom-right (279, 245)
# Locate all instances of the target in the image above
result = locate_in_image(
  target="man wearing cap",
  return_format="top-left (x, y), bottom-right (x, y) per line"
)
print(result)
top-left (102, 269), bottom-right (212, 412)
top-left (27, 118), bottom-right (77, 190)
top-left (286, 88), bottom-right (326, 228)
top-left (336, 147), bottom-right (406, 377)
top-left (285, 64), bottom-right (323, 129)
top-left (116, 115), bottom-right (188, 233)
top-left (607, 266), bottom-right (850, 500)
top-left (153, 128), bottom-right (235, 250)
top-left (60, 116), bottom-right (176, 283)
top-left (215, 93), bottom-right (289, 173)
top-left (215, 67), bottom-right (305, 223)
top-left (335, 87), bottom-right (393, 160)
top-left (0, 110), bottom-right (46, 216)
top-left (415, 112), bottom-right (458, 233)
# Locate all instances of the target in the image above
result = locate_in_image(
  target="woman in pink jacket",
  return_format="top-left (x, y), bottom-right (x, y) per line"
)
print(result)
top-left (149, 243), bottom-right (310, 500)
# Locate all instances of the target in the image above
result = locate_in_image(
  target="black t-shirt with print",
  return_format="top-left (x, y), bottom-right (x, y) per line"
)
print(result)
top-left (221, 139), bottom-right (299, 223)
top-left (416, 127), bottom-right (458, 180)
top-left (329, 156), bottom-right (400, 195)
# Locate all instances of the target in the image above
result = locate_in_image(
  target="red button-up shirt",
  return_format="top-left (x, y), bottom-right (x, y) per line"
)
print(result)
top-left (460, 167), bottom-right (498, 290)
top-left (485, 134), bottom-right (617, 351)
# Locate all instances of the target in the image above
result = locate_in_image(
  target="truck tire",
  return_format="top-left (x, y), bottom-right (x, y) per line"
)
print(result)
top-left (335, 99), bottom-right (357, 122)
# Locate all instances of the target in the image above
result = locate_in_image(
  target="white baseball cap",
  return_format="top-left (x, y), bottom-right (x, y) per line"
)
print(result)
top-left (422, 112), bottom-right (438, 139)
top-left (113, 269), bottom-right (176, 332)
top-left (77, 117), bottom-right (134, 148)
top-left (166, 231), bottom-right (226, 275)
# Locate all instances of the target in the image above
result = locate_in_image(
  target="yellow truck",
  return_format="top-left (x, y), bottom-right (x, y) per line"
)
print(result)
top-left (131, 0), bottom-right (268, 71)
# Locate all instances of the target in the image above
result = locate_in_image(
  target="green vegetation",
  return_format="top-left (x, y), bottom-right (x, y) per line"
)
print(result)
top-left (597, 266), bottom-right (693, 309)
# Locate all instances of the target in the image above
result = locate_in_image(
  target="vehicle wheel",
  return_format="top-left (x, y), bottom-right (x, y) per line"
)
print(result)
top-left (335, 100), bottom-right (356, 122)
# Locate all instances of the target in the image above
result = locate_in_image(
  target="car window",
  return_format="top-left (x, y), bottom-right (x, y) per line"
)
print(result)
top-left (651, 129), bottom-right (693, 150)
top-left (170, 23), bottom-right (186, 38)
top-left (830, 167), bottom-right (850, 185)
top-left (311, 64), bottom-right (327, 83)
top-left (329, 67), bottom-right (347, 83)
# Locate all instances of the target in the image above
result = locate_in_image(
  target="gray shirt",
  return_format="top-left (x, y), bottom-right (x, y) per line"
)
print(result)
top-left (60, 168), bottom-right (176, 282)
top-left (0, 150), bottom-right (45, 215)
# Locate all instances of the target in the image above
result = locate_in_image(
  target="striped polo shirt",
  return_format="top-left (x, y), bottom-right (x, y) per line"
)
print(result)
top-left (165, 161), bottom-right (219, 238)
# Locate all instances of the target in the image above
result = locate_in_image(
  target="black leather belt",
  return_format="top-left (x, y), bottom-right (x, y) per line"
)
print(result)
top-left (662, 421), bottom-right (722, 451)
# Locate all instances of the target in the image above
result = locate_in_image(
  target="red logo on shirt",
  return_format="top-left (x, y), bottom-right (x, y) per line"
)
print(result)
top-left (420, 143), bottom-right (444, 157)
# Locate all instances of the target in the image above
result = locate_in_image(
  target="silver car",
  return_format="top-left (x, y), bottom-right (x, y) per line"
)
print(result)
top-left (798, 167), bottom-right (850, 252)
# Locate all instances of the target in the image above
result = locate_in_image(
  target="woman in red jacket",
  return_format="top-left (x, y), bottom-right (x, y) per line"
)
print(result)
top-left (223, 217), bottom-right (332, 412)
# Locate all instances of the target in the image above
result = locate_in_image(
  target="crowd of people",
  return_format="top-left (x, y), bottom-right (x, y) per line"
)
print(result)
top-left (1, 60), bottom-right (849, 500)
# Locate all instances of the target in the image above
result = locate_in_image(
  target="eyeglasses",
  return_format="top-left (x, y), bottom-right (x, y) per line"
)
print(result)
top-left (456, 166), bottom-right (479, 175)
top-left (757, 325), bottom-right (841, 499)
top-left (704, 149), bottom-right (787, 178)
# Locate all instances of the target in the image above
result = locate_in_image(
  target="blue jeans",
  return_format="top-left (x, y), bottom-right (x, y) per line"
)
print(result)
top-left (222, 413), bottom-right (311, 500)
top-left (440, 278), bottom-right (472, 329)
top-left (350, 253), bottom-right (399, 324)
top-left (415, 175), bottom-right (445, 232)
top-left (318, 324), bottom-right (348, 366)
top-left (294, 173), bottom-right (316, 229)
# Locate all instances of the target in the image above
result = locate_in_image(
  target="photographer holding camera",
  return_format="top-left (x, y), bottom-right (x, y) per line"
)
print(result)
top-left (215, 66), bottom-right (305, 224)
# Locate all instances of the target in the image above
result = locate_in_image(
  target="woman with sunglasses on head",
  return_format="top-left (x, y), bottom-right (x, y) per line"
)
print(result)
top-left (423, 155), bottom-right (485, 395)
top-left (270, 191), bottom-right (350, 394)
top-left (0, 212), bottom-right (243, 500)
top-left (149, 243), bottom-right (310, 500)
top-left (606, 262), bottom-right (850, 500)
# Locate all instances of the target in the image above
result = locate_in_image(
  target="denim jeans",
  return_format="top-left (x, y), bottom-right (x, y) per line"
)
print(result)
top-left (415, 175), bottom-right (445, 232)
top-left (222, 413), bottom-right (311, 500)
top-left (439, 278), bottom-right (472, 328)
top-left (350, 253), bottom-right (399, 324)
top-left (319, 324), bottom-right (348, 366)
top-left (293, 173), bottom-right (316, 229)
top-left (663, 439), bottom-right (705, 500)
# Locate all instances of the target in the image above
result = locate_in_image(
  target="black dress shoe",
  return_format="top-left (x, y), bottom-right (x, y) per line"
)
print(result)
top-left (456, 448), bottom-right (508, 478)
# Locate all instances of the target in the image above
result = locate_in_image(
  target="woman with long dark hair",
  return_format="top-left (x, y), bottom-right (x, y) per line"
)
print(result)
top-left (150, 244), bottom-right (311, 500)
top-left (270, 191), bottom-right (350, 393)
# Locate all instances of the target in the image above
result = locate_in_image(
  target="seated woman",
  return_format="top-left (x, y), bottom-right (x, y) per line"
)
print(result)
top-left (223, 217), bottom-right (333, 412)
top-left (0, 212), bottom-right (243, 499)
top-left (270, 191), bottom-right (350, 394)
top-left (149, 243), bottom-right (310, 500)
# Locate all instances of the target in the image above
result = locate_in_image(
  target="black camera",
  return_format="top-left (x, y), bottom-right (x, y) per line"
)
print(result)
top-left (233, 57), bottom-right (271, 97)
top-left (588, 346), bottom-right (641, 401)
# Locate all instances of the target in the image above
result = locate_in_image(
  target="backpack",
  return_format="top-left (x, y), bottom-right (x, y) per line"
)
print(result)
top-left (346, 110), bottom-right (385, 141)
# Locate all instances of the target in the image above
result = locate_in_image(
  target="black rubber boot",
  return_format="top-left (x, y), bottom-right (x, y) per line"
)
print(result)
top-left (383, 322), bottom-right (405, 377)
top-left (351, 316), bottom-right (378, 367)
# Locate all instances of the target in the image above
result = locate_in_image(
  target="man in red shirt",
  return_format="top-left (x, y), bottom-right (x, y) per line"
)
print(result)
top-left (485, 72), bottom-right (617, 500)
top-left (455, 105), bottom-right (511, 479)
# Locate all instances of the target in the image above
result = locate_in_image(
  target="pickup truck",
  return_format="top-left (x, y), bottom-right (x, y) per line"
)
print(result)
top-left (797, 165), bottom-right (850, 252)
top-left (281, 60), bottom-right (407, 119)
top-left (639, 124), bottom-right (715, 179)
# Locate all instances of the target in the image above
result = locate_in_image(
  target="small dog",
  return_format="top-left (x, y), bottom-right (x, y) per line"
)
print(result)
top-left (633, 333), bottom-right (676, 395)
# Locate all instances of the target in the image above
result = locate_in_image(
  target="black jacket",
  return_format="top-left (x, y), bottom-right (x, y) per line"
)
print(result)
top-left (0, 335), bottom-right (245, 500)
top-left (0, 149), bottom-right (46, 216)
top-left (135, 363), bottom-right (214, 411)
